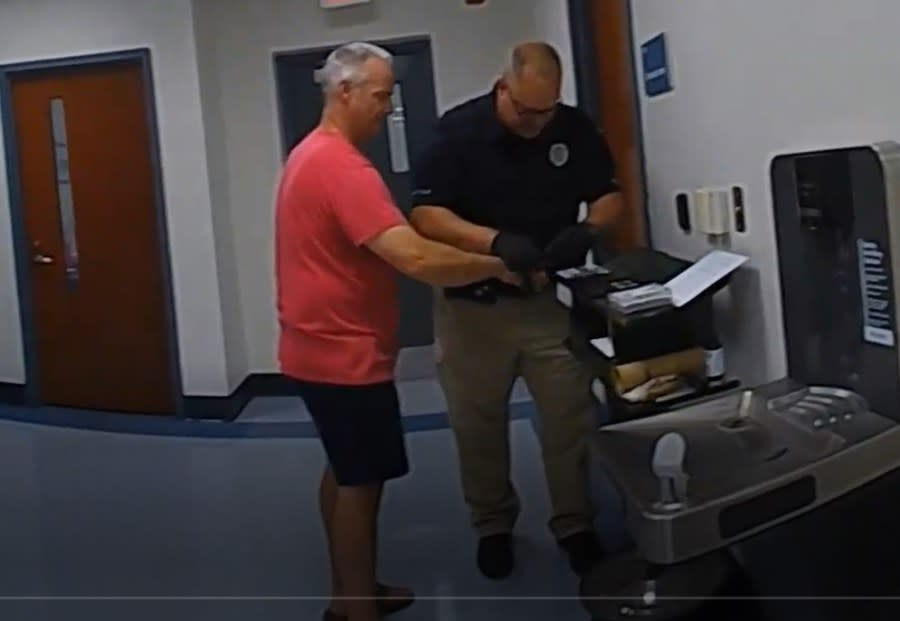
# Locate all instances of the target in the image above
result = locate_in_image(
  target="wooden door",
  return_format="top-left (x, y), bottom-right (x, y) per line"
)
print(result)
top-left (590, 0), bottom-right (647, 250)
top-left (11, 61), bottom-right (175, 414)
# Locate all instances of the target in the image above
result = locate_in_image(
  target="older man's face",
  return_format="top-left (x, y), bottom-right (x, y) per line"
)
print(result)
top-left (345, 57), bottom-right (394, 141)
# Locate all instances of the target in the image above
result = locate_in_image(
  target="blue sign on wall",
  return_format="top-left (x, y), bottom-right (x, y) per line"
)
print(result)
top-left (641, 33), bottom-right (672, 97)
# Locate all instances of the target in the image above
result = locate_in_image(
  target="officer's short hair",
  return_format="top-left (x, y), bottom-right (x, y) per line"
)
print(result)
top-left (505, 42), bottom-right (562, 82)
top-left (314, 41), bottom-right (392, 94)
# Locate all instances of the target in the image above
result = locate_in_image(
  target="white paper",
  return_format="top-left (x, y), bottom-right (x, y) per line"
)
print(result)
top-left (590, 337), bottom-right (615, 358)
top-left (664, 250), bottom-right (748, 308)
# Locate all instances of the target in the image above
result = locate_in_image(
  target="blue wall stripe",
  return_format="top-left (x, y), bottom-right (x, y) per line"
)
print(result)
top-left (0, 401), bottom-right (536, 439)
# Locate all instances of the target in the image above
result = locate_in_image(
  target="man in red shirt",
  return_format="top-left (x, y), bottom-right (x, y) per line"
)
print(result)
top-left (274, 42), bottom-right (537, 621)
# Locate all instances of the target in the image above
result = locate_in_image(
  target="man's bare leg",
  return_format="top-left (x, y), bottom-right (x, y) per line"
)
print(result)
top-left (371, 486), bottom-right (414, 606)
top-left (320, 466), bottom-right (343, 615)
top-left (323, 469), bottom-right (414, 619)
top-left (334, 483), bottom-right (382, 621)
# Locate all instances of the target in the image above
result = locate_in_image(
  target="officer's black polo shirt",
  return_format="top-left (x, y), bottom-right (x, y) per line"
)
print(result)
top-left (410, 89), bottom-right (619, 249)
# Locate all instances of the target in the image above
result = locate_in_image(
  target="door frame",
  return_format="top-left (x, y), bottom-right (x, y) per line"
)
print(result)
top-left (568, 0), bottom-right (602, 123)
top-left (0, 48), bottom-right (184, 415)
top-left (272, 33), bottom-right (438, 158)
top-left (568, 0), bottom-right (652, 248)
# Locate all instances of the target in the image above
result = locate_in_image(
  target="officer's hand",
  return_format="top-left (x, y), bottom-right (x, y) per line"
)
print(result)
top-left (543, 223), bottom-right (598, 270)
top-left (490, 231), bottom-right (543, 272)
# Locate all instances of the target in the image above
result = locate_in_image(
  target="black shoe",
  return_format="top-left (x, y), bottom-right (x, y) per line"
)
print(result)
top-left (559, 530), bottom-right (604, 575)
top-left (477, 533), bottom-right (514, 580)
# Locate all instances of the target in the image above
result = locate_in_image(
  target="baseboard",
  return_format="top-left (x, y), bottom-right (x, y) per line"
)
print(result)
top-left (185, 362), bottom-right (445, 421)
top-left (247, 373), bottom-right (298, 397)
top-left (182, 373), bottom-right (297, 421)
top-left (3, 372), bottom-right (448, 422)
top-left (0, 375), bottom-right (537, 434)
top-left (0, 374), bottom-right (298, 421)
top-left (0, 382), bottom-right (26, 406)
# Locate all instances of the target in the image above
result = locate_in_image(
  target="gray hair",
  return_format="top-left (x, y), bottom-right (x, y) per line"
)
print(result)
top-left (314, 41), bottom-right (392, 93)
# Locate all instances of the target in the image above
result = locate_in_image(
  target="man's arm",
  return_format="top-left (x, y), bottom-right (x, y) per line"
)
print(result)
top-left (409, 123), bottom-right (499, 254)
top-left (365, 224), bottom-right (515, 288)
top-left (585, 190), bottom-right (625, 229)
top-left (322, 156), bottom-right (514, 286)
top-left (409, 127), bottom-right (542, 273)
top-left (541, 118), bottom-right (624, 270)
top-left (579, 119), bottom-right (623, 229)
top-left (408, 206), bottom-right (497, 255)
top-left (541, 191), bottom-right (623, 271)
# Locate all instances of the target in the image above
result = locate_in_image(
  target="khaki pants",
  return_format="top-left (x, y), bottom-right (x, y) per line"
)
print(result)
top-left (434, 289), bottom-right (596, 540)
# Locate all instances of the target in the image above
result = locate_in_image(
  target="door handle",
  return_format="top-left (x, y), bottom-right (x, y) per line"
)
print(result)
top-left (32, 241), bottom-right (54, 265)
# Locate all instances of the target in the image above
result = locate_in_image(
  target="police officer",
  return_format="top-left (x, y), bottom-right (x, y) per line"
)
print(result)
top-left (409, 41), bottom-right (624, 579)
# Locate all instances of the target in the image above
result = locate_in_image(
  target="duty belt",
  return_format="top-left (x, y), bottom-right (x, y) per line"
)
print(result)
top-left (444, 279), bottom-right (535, 304)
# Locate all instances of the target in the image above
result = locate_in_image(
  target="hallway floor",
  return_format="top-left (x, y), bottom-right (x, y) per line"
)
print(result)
top-left (0, 395), bottom-right (608, 621)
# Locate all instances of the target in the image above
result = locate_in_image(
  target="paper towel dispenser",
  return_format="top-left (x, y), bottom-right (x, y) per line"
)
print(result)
top-left (771, 141), bottom-right (900, 419)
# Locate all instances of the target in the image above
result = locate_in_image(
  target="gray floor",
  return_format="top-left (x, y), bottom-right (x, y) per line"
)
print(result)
top-left (0, 390), bottom-right (622, 621)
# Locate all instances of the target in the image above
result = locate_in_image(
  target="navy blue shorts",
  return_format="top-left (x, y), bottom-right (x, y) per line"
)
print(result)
top-left (291, 378), bottom-right (409, 487)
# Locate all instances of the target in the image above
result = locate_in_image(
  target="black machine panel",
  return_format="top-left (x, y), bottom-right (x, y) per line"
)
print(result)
top-left (771, 144), bottom-right (900, 419)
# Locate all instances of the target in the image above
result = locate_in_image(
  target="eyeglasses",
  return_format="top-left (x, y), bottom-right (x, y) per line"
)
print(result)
top-left (508, 91), bottom-right (558, 118)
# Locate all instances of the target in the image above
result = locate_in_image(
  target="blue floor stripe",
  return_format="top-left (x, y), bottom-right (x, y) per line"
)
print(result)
top-left (0, 401), bottom-right (536, 439)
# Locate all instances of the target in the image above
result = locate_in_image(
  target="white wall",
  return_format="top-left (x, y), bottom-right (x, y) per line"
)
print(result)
top-left (192, 0), bottom-right (577, 376)
top-left (191, 2), bottom-right (248, 391)
top-left (0, 107), bottom-right (23, 383)
top-left (0, 0), bottom-right (230, 395)
top-left (533, 0), bottom-right (578, 106)
top-left (630, 0), bottom-right (900, 385)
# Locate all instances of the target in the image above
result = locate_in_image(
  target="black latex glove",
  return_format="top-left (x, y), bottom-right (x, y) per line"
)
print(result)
top-left (543, 223), bottom-right (599, 270)
top-left (490, 231), bottom-right (543, 273)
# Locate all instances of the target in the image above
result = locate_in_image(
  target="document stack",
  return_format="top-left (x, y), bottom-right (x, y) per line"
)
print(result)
top-left (608, 283), bottom-right (673, 315)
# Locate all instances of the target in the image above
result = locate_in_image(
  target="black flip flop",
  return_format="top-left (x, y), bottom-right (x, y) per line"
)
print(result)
top-left (322, 583), bottom-right (415, 621)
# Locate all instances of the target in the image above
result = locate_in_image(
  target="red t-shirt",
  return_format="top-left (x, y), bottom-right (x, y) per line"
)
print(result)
top-left (275, 127), bottom-right (406, 385)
